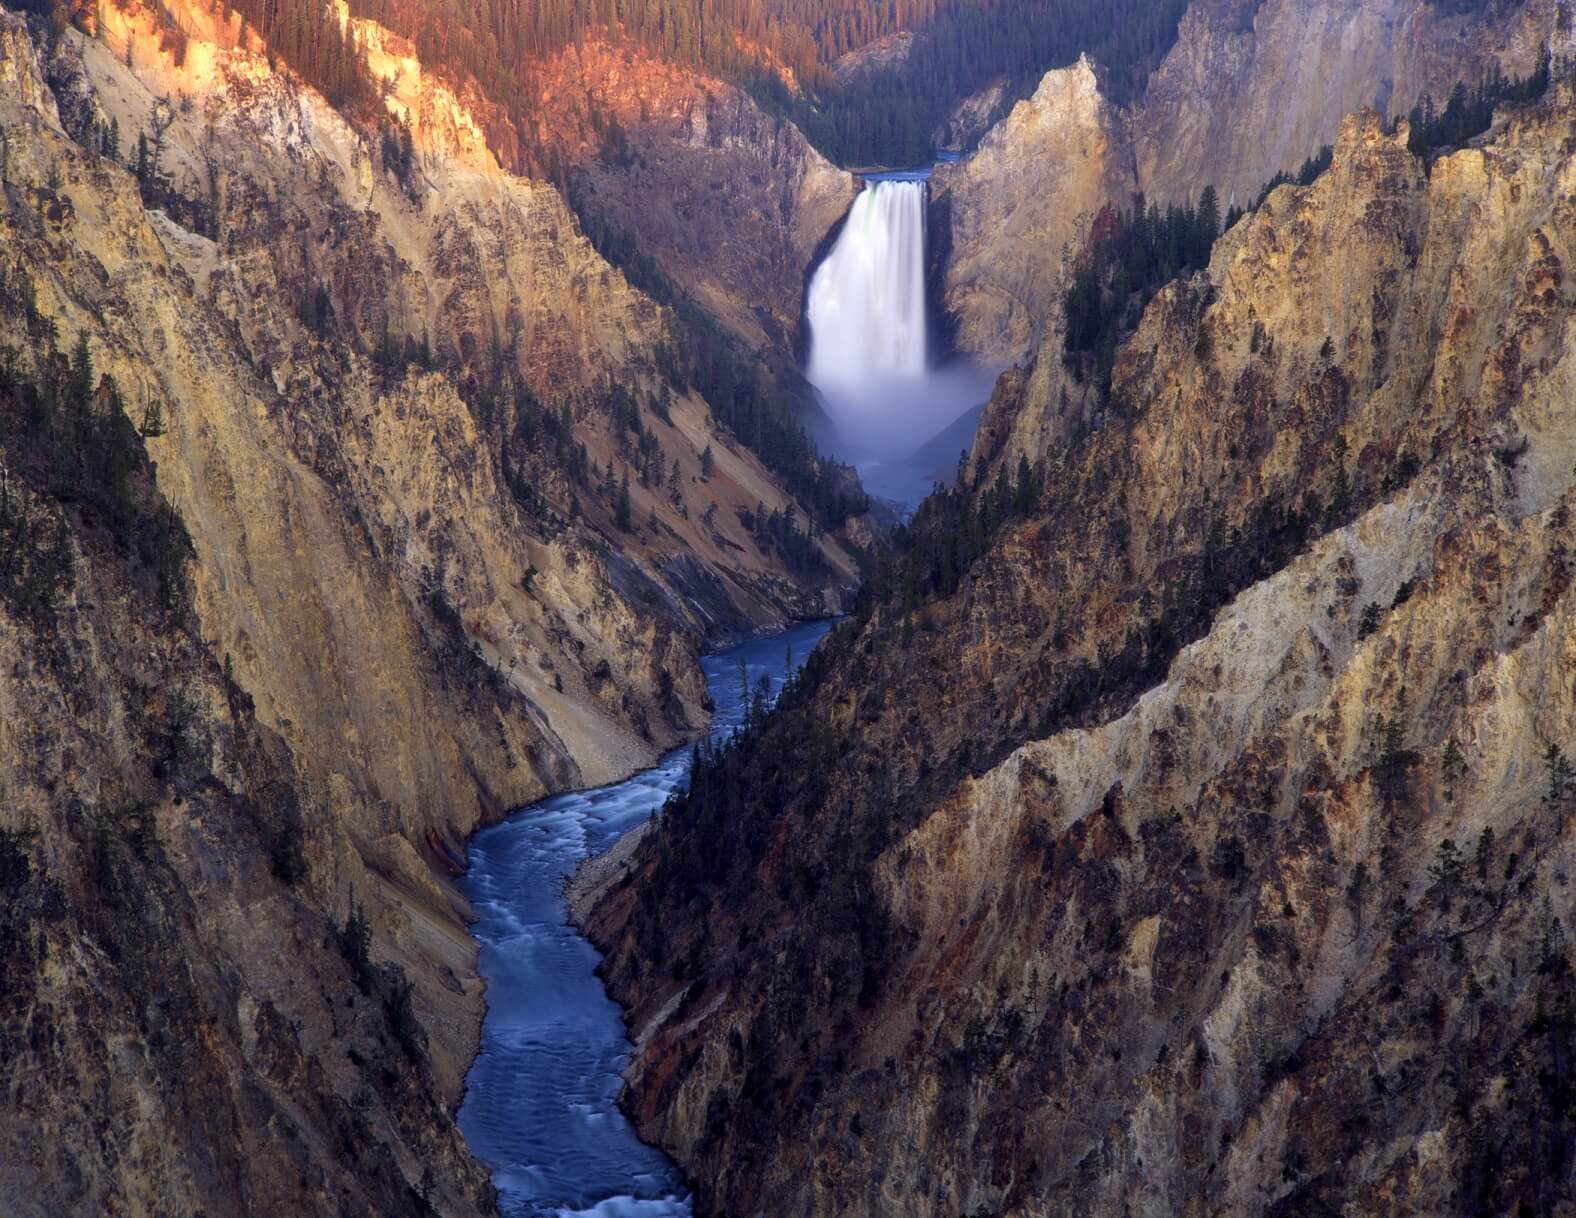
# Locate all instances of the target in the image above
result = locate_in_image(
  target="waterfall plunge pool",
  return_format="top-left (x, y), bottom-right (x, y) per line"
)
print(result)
top-left (458, 620), bottom-right (836, 1217)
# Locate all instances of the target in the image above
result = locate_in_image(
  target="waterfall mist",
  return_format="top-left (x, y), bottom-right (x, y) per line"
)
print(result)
top-left (805, 176), bottom-right (996, 490)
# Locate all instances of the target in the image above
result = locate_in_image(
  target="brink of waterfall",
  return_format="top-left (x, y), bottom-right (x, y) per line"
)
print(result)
top-left (805, 174), bottom-right (996, 485)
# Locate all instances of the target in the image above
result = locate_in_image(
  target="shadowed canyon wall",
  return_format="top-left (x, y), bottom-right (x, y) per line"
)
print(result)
top-left (589, 84), bottom-right (1576, 1218)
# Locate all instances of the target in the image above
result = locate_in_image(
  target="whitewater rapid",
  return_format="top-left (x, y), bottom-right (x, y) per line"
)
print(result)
top-left (458, 621), bottom-right (834, 1218)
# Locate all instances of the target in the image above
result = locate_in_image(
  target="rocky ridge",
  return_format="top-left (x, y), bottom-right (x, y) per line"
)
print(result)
top-left (588, 87), bottom-right (1576, 1218)
top-left (931, 55), bottom-right (1135, 363)
top-left (935, 0), bottom-right (1569, 368)
top-left (932, 76), bottom-right (1008, 154)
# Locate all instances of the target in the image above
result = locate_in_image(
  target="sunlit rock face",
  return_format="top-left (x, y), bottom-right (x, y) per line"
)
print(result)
top-left (930, 56), bottom-right (1137, 367)
top-left (0, 1), bottom-right (858, 1212)
top-left (590, 87), bottom-right (1576, 1218)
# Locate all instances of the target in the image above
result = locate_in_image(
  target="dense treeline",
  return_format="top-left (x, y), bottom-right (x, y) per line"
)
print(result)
top-left (854, 451), bottom-right (1040, 621)
top-left (13, 0), bottom-right (376, 112)
top-left (22, 0), bottom-right (1542, 175)
top-left (638, 628), bottom-right (892, 972)
top-left (17, 0), bottom-right (1198, 169)
top-left (785, 0), bottom-right (1192, 165)
top-left (748, 499), bottom-right (828, 577)
top-left (220, 0), bottom-right (378, 109)
top-left (1404, 60), bottom-right (1555, 162)
top-left (1062, 188), bottom-right (1219, 394)
top-left (331, 0), bottom-right (1192, 168)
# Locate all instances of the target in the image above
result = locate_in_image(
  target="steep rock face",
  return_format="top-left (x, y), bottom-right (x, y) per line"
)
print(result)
top-left (589, 95), bottom-right (1576, 1218)
top-left (0, 403), bottom-right (496, 1217)
top-left (936, 0), bottom-right (1564, 370)
top-left (0, 1), bottom-right (853, 1211)
top-left (1133, 0), bottom-right (1565, 206)
top-left (932, 76), bottom-right (1009, 154)
top-left (530, 41), bottom-right (856, 350)
top-left (931, 57), bottom-right (1136, 364)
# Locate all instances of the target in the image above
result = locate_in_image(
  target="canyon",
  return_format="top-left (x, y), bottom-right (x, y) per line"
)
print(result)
top-left (589, 68), bottom-right (1576, 1218)
top-left (4, 0), bottom-right (1576, 1212)
top-left (0, 0), bottom-right (855, 1211)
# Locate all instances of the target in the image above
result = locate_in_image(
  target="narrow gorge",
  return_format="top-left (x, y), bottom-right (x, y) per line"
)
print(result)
top-left (590, 71), bottom-right (1576, 1218)
top-left (5, 0), bottom-right (1576, 1213)
top-left (460, 621), bottom-right (832, 1217)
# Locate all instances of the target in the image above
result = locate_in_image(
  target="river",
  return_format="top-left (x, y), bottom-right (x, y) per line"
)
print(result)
top-left (457, 619), bottom-right (836, 1217)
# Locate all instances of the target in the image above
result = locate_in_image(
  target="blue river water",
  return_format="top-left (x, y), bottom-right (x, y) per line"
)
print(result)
top-left (457, 620), bottom-right (836, 1217)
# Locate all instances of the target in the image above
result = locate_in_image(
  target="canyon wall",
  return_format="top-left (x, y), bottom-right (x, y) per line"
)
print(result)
top-left (0, 0), bottom-right (854, 1211)
top-left (589, 87), bottom-right (1576, 1218)
top-left (930, 56), bottom-right (1134, 365)
top-left (1134, 0), bottom-right (1568, 208)
top-left (529, 41), bottom-right (856, 351)
top-left (937, 0), bottom-right (1568, 369)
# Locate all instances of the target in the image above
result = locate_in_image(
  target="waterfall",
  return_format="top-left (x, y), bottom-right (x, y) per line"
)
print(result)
top-left (806, 179), bottom-right (929, 406)
top-left (805, 173), bottom-right (997, 486)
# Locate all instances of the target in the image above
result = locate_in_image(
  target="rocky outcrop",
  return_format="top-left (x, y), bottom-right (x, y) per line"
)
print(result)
top-left (932, 76), bottom-right (1008, 153)
top-left (934, 0), bottom-right (1566, 369)
top-left (830, 30), bottom-right (918, 85)
top-left (0, 1), bottom-right (855, 1211)
top-left (589, 89), bottom-right (1576, 1218)
top-left (529, 41), bottom-right (856, 350)
top-left (931, 56), bottom-right (1135, 364)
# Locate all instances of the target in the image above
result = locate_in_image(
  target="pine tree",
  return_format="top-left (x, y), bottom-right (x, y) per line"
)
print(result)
top-left (1474, 826), bottom-right (1495, 883)
top-left (1195, 185), bottom-right (1220, 265)
top-left (1428, 838), bottom-right (1466, 909)
top-left (339, 893), bottom-right (375, 993)
top-left (138, 400), bottom-right (167, 438)
top-left (1441, 736), bottom-right (1465, 803)
top-left (615, 467), bottom-right (632, 532)
top-left (1544, 743), bottom-right (1573, 811)
top-left (70, 332), bottom-right (93, 404)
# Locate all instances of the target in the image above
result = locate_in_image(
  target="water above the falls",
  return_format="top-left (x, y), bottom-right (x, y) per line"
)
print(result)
top-left (805, 171), bottom-right (997, 500)
top-left (458, 620), bottom-right (836, 1218)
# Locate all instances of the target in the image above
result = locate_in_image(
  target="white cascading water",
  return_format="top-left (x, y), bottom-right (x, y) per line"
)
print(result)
top-left (807, 178), bottom-right (929, 391)
top-left (805, 176), bottom-right (994, 481)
